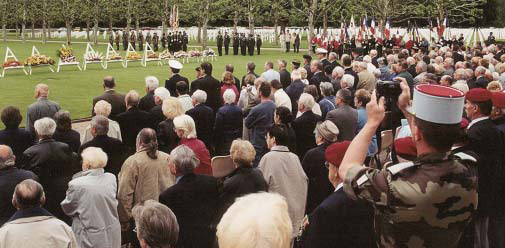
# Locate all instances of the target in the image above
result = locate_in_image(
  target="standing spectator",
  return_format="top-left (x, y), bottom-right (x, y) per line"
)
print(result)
top-left (0, 145), bottom-right (37, 226)
top-left (220, 71), bottom-right (240, 104)
top-left (245, 82), bottom-right (276, 165)
top-left (191, 62), bottom-right (222, 114)
top-left (271, 79), bottom-right (292, 111)
top-left (132, 200), bottom-right (179, 248)
top-left (61, 147), bottom-right (121, 248)
top-left (225, 64), bottom-right (241, 91)
top-left (159, 145), bottom-right (220, 248)
top-left (217, 193), bottom-right (292, 248)
top-left (23, 118), bottom-right (78, 223)
top-left (258, 124), bottom-right (308, 239)
top-left (326, 89), bottom-right (358, 141)
top-left (92, 77), bottom-right (125, 121)
top-left (52, 111), bottom-right (80, 153)
top-left (26, 84), bottom-right (61, 133)
top-left (261, 61), bottom-right (281, 83)
top-left (118, 128), bottom-right (175, 245)
top-left (186, 90), bottom-right (214, 151)
top-left (139, 76), bottom-right (159, 112)
top-left (319, 82), bottom-right (336, 119)
top-left (354, 89), bottom-right (378, 165)
top-left (342, 55), bottom-right (359, 89)
top-left (378, 57), bottom-right (392, 81)
top-left (293, 93), bottom-right (322, 159)
top-left (397, 61), bottom-right (415, 90)
top-left (278, 60), bottom-right (292, 88)
top-left (0, 106), bottom-right (33, 167)
top-left (286, 70), bottom-right (306, 115)
top-left (165, 60), bottom-right (189, 97)
top-left (330, 66), bottom-right (345, 92)
top-left (214, 90), bottom-right (243, 156)
top-left (173, 115), bottom-right (212, 175)
top-left (274, 106), bottom-right (297, 153)
top-left (116, 90), bottom-right (154, 154)
top-left (471, 66), bottom-right (490, 89)
top-left (0, 179), bottom-right (78, 248)
top-left (150, 87), bottom-right (172, 127)
top-left (309, 60), bottom-right (330, 95)
top-left (302, 120), bottom-right (339, 214)
top-left (79, 116), bottom-right (125, 176)
top-left (176, 81), bottom-right (193, 112)
top-left (357, 61), bottom-right (377, 93)
top-left (298, 85), bottom-right (322, 118)
top-left (241, 62), bottom-right (259, 83)
top-left (303, 54), bottom-right (313, 80)
top-left (158, 97), bottom-right (184, 154)
top-left (238, 74), bottom-right (257, 110)
top-left (414, 61), bottom-right (428, 84)
top-left (83, 100), bottom-right (122, 143)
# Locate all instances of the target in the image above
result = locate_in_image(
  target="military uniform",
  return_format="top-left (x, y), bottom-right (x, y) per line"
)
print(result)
top-left (240, 34), bottom-right (247, 56)
top-left (122, 31), bottom-right (128, 50)
top-left (183, 32), bottom-right (188, 52)
top-left (224, 32), bottom-right (230, 55)
top-left (138, 32), bottom-right (144, 51)
top-left (232, 33), bottom-right (239, 55)
top-left (294, 34), bottom-right (300, 53)
top-left (115, 31), bottom-right (120, 50)
top-left (153, 33), bottom-right (159, 51)
top-left (145, 33), bottom-right (152, 47)
top-left (130, 32), bottom-right (136, 50)
top-left (167, 33), bottom-right (172, 53)
top-left (256, 35), bottom-right (262, 55)
top-left (217, 32), bottom-right (224, 56)
top-left (109, 33), bottom-right (114, 46)
top-left (161, 33), bottom-right (167, 50)
top-left (247, 34), bottom-right (255, 56)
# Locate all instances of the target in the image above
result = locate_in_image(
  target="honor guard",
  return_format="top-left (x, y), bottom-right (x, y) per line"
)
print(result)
top-left (153, 33), bottom-right (159, 51)
top-left (130, 31), bottom-right (136, 50)
top-left (145, 32), bottom-right (152, 46)
top-left (109, 32), bottom-right (114, 46)
top-left (161, 33), bottom-right (167, 50)
top-left (183, 31), bottom-right (188, 52)
top-left (224, 32), bottom-right (230, 55)
top-left (232, 32), bottom-right (239, 55)
top-left (256, 34), bottom-right (262, 55)
top-left (115, 31), bottom-right (120, 50)
top-left (138, 31), bottom-right (144, 51)
top-left (294, 33), bottom-right (300, 53)
top-left (247, 34), bottom-right (255, 56)
top-left (167, 32), bottom-right (173, 53)
top-left (217, 31), bottom-right (224, 56)
top-left (122, 30), bottom-right (128, 50)
top-left (240, 34), bottom-right (247, 56)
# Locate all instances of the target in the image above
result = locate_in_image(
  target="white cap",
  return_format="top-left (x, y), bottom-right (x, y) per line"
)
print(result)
top-left (316, 48), bottom-right (328, 54)
top-left (407, 84), bottom-right (465, 124)
top-left (168, 60), bottom-right (183, 70)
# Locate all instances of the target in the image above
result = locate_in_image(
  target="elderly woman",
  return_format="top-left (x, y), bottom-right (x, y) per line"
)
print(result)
top-left (302, 120), bottom-right (340, 214)
top-left (159, 145), bottom-right (220, 248)
top-left (274, 106), bottom-right (297, 153)
top-left (61, 147), bottom-right (121, 248)
top-left (158, 97), bottom-right (184, 153)
top-left (132, 200), bottom-right (179, 248)
top-left (221, 71), bottom-right (240, 104)
top-left (354, 89), bottom-right (378, 165)
top-left (214, 89), bottom-right (243, 156)
top-left (219, 140), bottom-right (268, 216)
top-left (318, 82), bottom-right (336, 119)
top-left (173, 115), bottom-right (212, 175)
top-left (53, 110), bottom-right (81, 153)
top-left (83, 100), bottom-right (122, 143)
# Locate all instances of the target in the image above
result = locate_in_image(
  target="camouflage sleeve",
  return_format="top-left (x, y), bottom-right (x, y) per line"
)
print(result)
top-left (343, 165), bottom-right (391, 206)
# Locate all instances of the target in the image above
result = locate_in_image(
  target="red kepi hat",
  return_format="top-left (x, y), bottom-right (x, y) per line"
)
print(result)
top-left (325, 141), bottom-right (351, 167)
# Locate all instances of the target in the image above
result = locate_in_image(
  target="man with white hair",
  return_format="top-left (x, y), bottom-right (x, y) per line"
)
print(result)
top-left (414, 61), bottom-right (428, 84)
top-left (186, 90), bottom-right (214, 150)
top-left (330, 66), bottom-right (345, 92)
top-left (328, 52), bottom-right (340, 71)
top-left (472, 66), bottom-right (490, 89)
top-left (443, 57), bottom-right (455, 76)
top-left (363, 55), bottom-right (377, 73)
top-left (61, 147), bottom-right (121, 248)
top-left (150, 87), bottom-right (171, 127)
top-left (286, 70), bottom-right (306, 115)
top-left (319, 82), bottom-right (336, 119)
top-left (26, 83), bottom-right (61, 133)
top-left (326, 89), bottom-right (358, 141)
top-left (340, 74), bottom-right (355, 90)
top-left (217, 192), bottom-right (293, 248)
top-left (357, 61), bottom-right (376, 93)
top-left (82, 100), bottom-right (122, 143)
top-left (293, 93), bottom-right (322, 159)
top-left (139, 76), bottom-right (159, 112)
top-left (23, 117), bottom-right (78, 223)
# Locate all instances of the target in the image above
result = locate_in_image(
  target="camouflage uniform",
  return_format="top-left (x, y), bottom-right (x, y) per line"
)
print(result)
top-left (344, 152), bottom-right (478, 248)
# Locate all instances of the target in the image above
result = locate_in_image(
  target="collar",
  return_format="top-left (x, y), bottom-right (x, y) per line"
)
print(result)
top-left (415, 152), bottom-right (451, 164)
top-left (468, 116), bottom-right (489, 129)
top-left (271, 145), bottom-right (290, 152)
top-left (334, 183), bottom-right (343, 192)
top-left (178, 94), bottom-right (190, 98)
top-left (82, 168), bottom-right (105, 177)
top-left (37, 97), bottom-right (48, 101)
top-left (8, 207), bottom-right (53, 222)
top-left (176, 175), bottom-right (184, 184)
top-left (105, 89), bottom-right (115, 93)
top-left (38, 138), bottom-right (55, 144)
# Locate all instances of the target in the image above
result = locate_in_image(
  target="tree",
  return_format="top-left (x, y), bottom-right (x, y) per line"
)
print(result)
top-left (59, 0), bottom-right (80, 44)
top-left (430, 0), bottom-right (486, 25)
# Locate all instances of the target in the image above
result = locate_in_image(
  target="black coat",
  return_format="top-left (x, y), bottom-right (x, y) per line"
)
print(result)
top-left (191, 75), bottom-right (222, 113)
top-left (159, 173), bottom-right (220, 248)
top-left (286, 79), bottom-right (306, 115)
top-left (302, 143), bottom-right (335, 214)
top-left (0, 167), bottom-right (38, 226)
top-left (309, 72), bottom-right (330, 97)
top-left (150, 105), bottom-right (165, 128)
top-left (214, 104), bottom-right (243, 156)
top-left (139, 91), bottom-right (156, 112)
top-left (53, 129), bottom-right (81, 153)
top-left (187, 104), bottom-right (214, 150)
top-left (279, 69), bottom-right (292, 89)
top-left (157, 119), bottom-right (179, 154)
top-left (344, 67), bottom-right (360, 90)
top-left (165, 74), bottom-right (189, 97)
top-left (0, 128), bottom-right (33, 168)
top-left (92, 90), bottom-right (126, 121)
top-left (469, 76), bottom-right (490, 89)
top-left (79, 135), bottom-right (126, 177)
top-left (116, 106), bottom-right (154, 153)
top-left (292, 111), bottom-right (322, 159)
top-left (304, 188), bottom-right (375, 248)
top-left (23, 138), bottom-right (79, 223)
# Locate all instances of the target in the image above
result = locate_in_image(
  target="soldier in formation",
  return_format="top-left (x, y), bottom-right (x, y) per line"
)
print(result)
top-left (161, 33), bottom-right (167, 50)
top-left (122, 30), bottom-right (128, 50)
top-left (153, 33), bottom-right (159, 51)
top-left (240, 34), bottom-right (247, 56)
top-left (109, 32), bottom-right (114, 46)
top-left (183, 31), bottom-right (188, 52)
top-left (217, 31), bottom-right (224, 56)
top-left (130, 31), bottom-right (136, 50)
top-left (115, 31), bottom-right (120, 50)
top-left (233, 32), bottom-right (239, 55)
top-left (138, 31), bottom-right (144, 51)
top-left (224, 32), bottom-right (231, 55)
top-left (145, 32), bottom-right (152, 47)
top-left (247, 34), bottom-right (255, 56)
top-left (256, 34), bottom-right (262, 55)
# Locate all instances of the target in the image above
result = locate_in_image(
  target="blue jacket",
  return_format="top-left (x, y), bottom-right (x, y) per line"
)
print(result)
top-left (245, 100), bottom-right (276, 165)
top-left (357, 107), bottom-right (378, 156)
top-left (318, 96), bottom-right (336, 120)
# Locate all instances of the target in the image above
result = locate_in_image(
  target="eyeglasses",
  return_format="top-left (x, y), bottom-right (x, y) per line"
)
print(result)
top-left (133, 226), bottom-right (138, 233)
top-left (325, 161), bottom-right (330, 169)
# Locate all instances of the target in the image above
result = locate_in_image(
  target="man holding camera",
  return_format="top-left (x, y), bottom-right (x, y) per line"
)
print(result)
top-left (339, 79), bottom-right (478, 247)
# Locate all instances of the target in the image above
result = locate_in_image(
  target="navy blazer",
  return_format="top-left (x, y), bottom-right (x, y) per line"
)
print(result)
top-left (293, 111), bottom-right (322, 159)
top-left (187, 104), bottom-right (214, 151)
top-left (79, 135), bottom-right (126, 176)
top-left (165, 74), bottom-right (189, 97)
top-left (0, 167), bottom-right (38, 226)
top-left (0, 128), bottom-right (33, 167)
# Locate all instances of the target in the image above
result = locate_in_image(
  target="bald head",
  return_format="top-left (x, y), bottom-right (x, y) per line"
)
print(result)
top-left (0, 145), bottom-right (15, 169)
top-left (103, 76), bottom-right (115, 89)
top-left (34, 84), bottom-right (49, 98)
top-left (13, 179), bottom-right (45, 209)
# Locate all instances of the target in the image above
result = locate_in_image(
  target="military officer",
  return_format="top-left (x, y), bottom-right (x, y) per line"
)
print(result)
top-left (224, 31), bottom-right (231, 55)
top-left (167, 32), bottom-right (173, 53)
top-left (130, 31), bottom-right (136, 50)
top-left (217, 31), bottom-right (224, 56)
top-left (172, 32), bottom-right (179, 52)
top-left (247, 34), bottom-right (255, 56)
top-left (109, 32), bottom-right (114, 46)
top-left (256, 34), bottom-right (262, 55)
top-left (487, 32), bottom-right (496, 45)
top-left (232, 32), bottom-right (239, 55)
top-left (138, 31), bottom-right (144, 51)
top-left (115, 31), bottom-right (120, 50)
top-left (294, 33), bottom-right (300, 53)
top-left (183, 31), bottom-right (188, 52)
top-left (161, 33), bottom-right (167, 50)
top-left (240, 34), bottom-right (247, 56)
top-left (122, 30), bottom-right (128, 50)
top-left (153, 33), bottom-right (159, 51)
top-left (145, 32), bottom-right (152, 46)
top-left (339, 82), bottom-right (478, 248)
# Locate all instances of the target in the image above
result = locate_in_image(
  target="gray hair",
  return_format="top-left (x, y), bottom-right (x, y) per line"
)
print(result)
top-left (476, 66), bottom-right (487, 75)
top-left (173, 115), bottom-right (197, 139)
top-left (0, 145), bottom-right (15, 169)
top-left (94, 100), bottom-right (112, 117)
top-left (363, 55), bottom-right (372, 64)
top-left (81, 147), bottom-right (108, 169)
top-left (298, 93), bottom-right (315, 110)
top-left (223, 89), bottom-right (236, 104)
top-left (329, 52), bottom-right (337, 60)
top-left (454, 68), bottom-right (467, 80)
top-left (332, 66), bottom-right (345, 77)
top-left (34, 117), bottom-right (56, 137)
top-left (169, 145), bottom-right (199, 175)
top-left (125, 90), bottom-right (140, 107)
top-left (341, 74), bottom-right (355, 88)
top-left (145, 76), bottom-right (160, 91)
top-left (91, 115), bottom-right (109, 136)
top-left (319, 82), bottom-right (334, 97)
top-left (417, 61), bottom-right (428, 72)
top-left (192, 90), bottom-right (207, 104)
top-left (291, 70), bottom-right (301, 80)
top-left (407, 57), bottom-right (416, 65)
top-left (132, 200), bottom-right (179, 248)
top-left (154, 87), bottom-right (171, 101)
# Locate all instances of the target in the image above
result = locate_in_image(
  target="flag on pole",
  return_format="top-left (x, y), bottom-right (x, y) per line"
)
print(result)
top-left (441, 16), bottom-right (447, 36)
top-left (340, 17), bottom-right (345, 42)
top-left (362, 16), bottom-right (367, 33)
top-left (350, 15), bottom-right (356, 36)
top-left (436, 18), bottom-right (442, 37)
top-left (385, 19), bottom-right (391, 39)
top-left (370, 19), bottom-right (376, 35)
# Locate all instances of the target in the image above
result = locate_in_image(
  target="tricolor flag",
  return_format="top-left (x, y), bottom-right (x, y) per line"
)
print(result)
top-left (370, 19), bottom-right (376, 35)
top-left (340, 18), bottom-right (345, 42)
top-left (350, 15), bottom-right (356, 36)
top-left (441, 16), bottom-right (447, 35)
top-left (362, 16), bottom-right (367, 33)
top-left (384, 19), bottom-right (391, 39)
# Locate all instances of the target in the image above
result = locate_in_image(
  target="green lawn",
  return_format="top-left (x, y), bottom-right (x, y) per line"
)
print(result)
top-left (0, 40), bottom-right (306, 128)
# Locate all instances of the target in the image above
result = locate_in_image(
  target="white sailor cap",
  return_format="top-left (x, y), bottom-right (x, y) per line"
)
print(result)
top-left (407, 84), bottom-right (465, 124)
top-left (316, 48), bottom-right (328, 54)
top-left (168, 60), bottom-right (183, 70)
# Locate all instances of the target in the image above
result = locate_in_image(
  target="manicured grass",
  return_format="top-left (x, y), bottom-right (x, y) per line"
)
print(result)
top-left (0, 40), bottom-right (306, 128)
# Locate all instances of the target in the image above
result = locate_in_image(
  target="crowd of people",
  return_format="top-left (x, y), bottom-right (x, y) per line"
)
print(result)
top-left (1, 32), bottom-right (505, 248)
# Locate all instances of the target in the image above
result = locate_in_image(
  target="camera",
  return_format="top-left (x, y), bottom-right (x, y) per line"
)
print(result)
top-left (376, 80), bottom-right (402, 111)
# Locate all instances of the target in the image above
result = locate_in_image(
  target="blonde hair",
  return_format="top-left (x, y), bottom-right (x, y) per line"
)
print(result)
top-left (222, 71), bottom-right (234, 84)
top-left (230, 139), bottom-right (256, 167)
top-left (162, 97), bottom-right (184, 120)
top-left (173, 115), bottom-right (197, 139)
top-left (298, 67), bottom-right (308, 79)
top-left (217, 193), bottom-right (292, 248)
top-left (487, 81), bottom-right (503, 92)
top-left (94, 100), bottom-right (112, 117)
top-left (81, 147), bottom-right (108, 169)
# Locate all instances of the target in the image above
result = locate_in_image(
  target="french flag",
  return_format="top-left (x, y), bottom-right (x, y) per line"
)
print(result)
top-left (370, 19), bottom-right (376, 35)
top-left (350, 15), bottom-right (356, 36)
top-left (340, 19), bottom-right (345, 42)
top-left (362, 16), bottom-right (367, 33)
top-left (384, 19), bottom-right (391, 39)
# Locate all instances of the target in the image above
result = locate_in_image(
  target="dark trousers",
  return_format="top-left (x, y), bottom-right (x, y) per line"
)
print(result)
top-left (139, 42), bottom-right (143, 51)
top-left (248, 47), bottom-right (254, 56)
top-left (257, 46), bottom-right (261, 55)
top-left (225, 45), bottom-right (229, 55)
top-left (233, 46), bottom-right (238, 55)
top-left (312, 45), bottom-right (316, 53)
top-left (294, 44), bottom-right (300, 53)
top-left (286, 42), bottom-right (291, 52)
top-left (218, 45), bottom-right (223, 56)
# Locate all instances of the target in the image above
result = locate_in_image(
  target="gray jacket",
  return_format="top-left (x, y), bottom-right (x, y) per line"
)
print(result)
top-left (326, 104), bottom-right (357, 141)
top-left (26, 97), bottom-right (61, 133)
